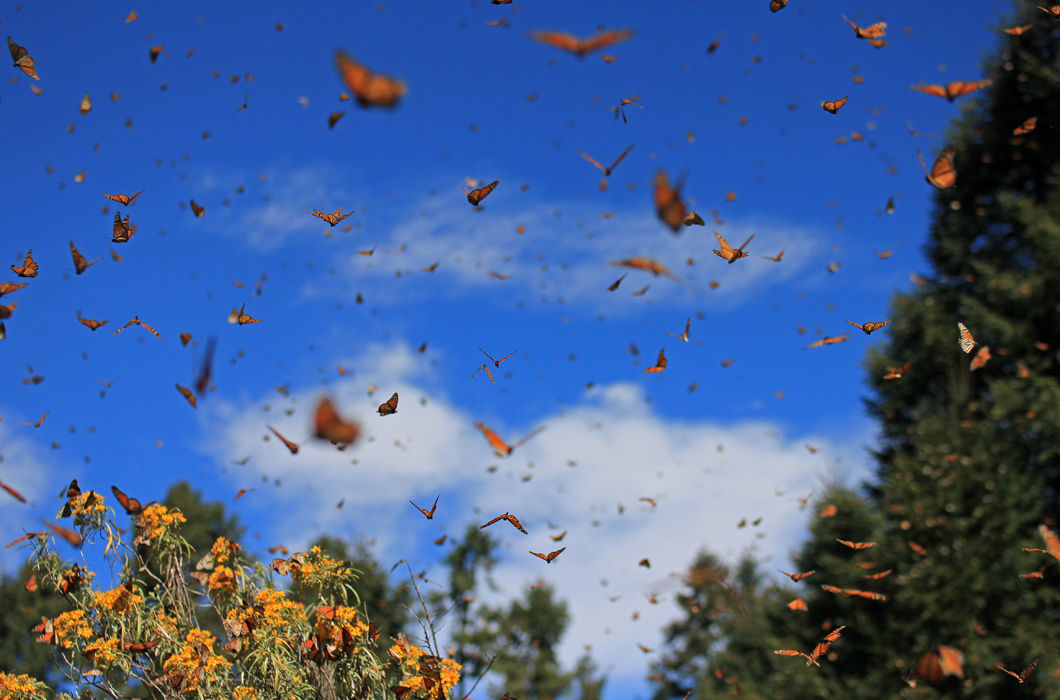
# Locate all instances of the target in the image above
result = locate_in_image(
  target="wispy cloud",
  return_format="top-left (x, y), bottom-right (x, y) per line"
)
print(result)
top-left (0, 420), bottom-right (61, 574)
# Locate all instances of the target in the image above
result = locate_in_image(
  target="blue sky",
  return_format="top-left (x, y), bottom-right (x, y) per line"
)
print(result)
top-left (0, 0), bottom-right (1018, 697)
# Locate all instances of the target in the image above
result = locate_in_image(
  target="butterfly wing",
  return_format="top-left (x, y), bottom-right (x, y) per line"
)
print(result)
top-left (377, 392), bottom-right (399, 416)
top-left (911, 84), bottom-right (948, 99)
top-left (476, 421), bottom-right (513, 455)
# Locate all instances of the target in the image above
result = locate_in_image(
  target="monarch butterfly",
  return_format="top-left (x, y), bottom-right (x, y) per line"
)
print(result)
top-left (778, 570), bottom-right (815, 581)
top-left (69, 241), bottom-right (100, 275)
top-left (713, 230), bottom-right (754, 263)
top-left (1039, 5), bottom-right (1060, 16)
top-left (683, 211), bottom-right (705, 226)
top-left (1035, 523), bottom-right (1060, 560)
top-left (774, 625), bottom-right (846, 667)
top-left (820, 584), bottom-right (887, 601)
top-left (957, 322), bottom-right (977, 353)
top-left (609, 257), bottom-right (680, 282)
top-left (79, 93), bottom-right (92, 115)
top-left (43, 519), bottom-right (83, 547)
top-left (480, 512), bottom-right (528, 534)
top-left (836, 538), bottom-right (875, 550)
top-left (653, 171), bottom-right (688, 233)
top-left (820, 96), bottom-right (849, 114)
top-left (11, 250), bottom-right (38, 277)
top-left (910, 79), bottom-right (991, 102)
top-left (308, 207), bottom-right (354, 226)
top-left (112, 213), bottom-right (134, 242)
top-left (846, 320), bottom-right (890, 334)
top-left (865, 38), bottom-right (888, 48)
top-left (113, 317), bottom-right (161, 338)
top-left (787, 598), bottom-right (808, 611)
top-left (918, 147), bottom-right (957, 189)
top-left (176, 384), bottom-right (197, 408)
top-left (770, 0), bottom-right (788, 12)
top-left (863, 569), bottom-right (893, 580)
top-left (644, 348), bottom-right (667, 373)
top-left (0, 301), bottom-right (15, 320)
top-left (187, 199), bottom-right (205, 218)
top-left (842, 15), bottom-right (887, 39)
top-left (235, 303), bottom-right (261, 325)
top-left (335, 51), bottom-right (406, 108)
top-left (0, 282), bottom-right (27, 297)
top-left (1005, 24), bottom-right (1033, 34)
top-left (7, 36), bottom-right (39, 80)
top-left (268, 425), bottom-right (299, 455)
top-left (463, 180), bottom-right (499, 206)
top-left (409, 496), bottom-right (439, 520)
top-left (996, 658), bottom-right (1039, 684)
top-left (529, 547), bottom-right (565, 563)
top-left (377, 392), bottom-right (398, 416)
top-left (103, 189), bottom-right (145, 206)
top-left (1013, 116), bottom-right (1037, 135)
top-left (883, 361), bottom-right (910, 379)
top-left (470, 364), bottom-right (495, 383)
top-left (528, 29), bottom-right (634, 57)
top-left (666, 318), bottom-right (691, 342)
top-left (579, 143), bottom-right (634, 177)
top-left (78, 317), bottom-right (108, 331)
top-left (970, 345), bottom-right (991, 371)
top-left (149, 45), bottom-right (163, 63)
top-left (0, 480), bottom-right (26, 503)
top-left (179, 332), bottom-right (192, 346)
top-left (907, 646), bottom-right (964, 687)
top-left (475, 421), bottom-right (546, 457)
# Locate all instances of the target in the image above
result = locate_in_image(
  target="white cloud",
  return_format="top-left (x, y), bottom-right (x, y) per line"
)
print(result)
top-left (203, 341), bottom-right (874, 699)
top-left (0, 421), bottom-right (61, 575)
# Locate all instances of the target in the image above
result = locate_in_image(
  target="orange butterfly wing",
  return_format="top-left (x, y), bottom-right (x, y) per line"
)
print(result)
top-left (476, 421), bottom-right (513, 455)
top-left (653, 171), bottom-right (686, 232)
top-left (377, 392), bottom-right (399, 416)
top-left (918, 147), bottom-right (956, 189)
top-left (820, 96), bottom-right (849, 114)
top-left (910, 84), bottom-right (948, 99)
top-left (11, 250), bottom-right (38, 277)
top-left (335, 51), bottom-right (406, 108)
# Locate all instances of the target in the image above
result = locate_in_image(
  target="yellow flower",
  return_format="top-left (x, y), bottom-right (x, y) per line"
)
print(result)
top-left (439, 658), bottom-right (462, 697)
top-left (162, 630), bottom-right (231, 693)
top-left (253, 588), bottom-right (306, 634)
top-left (84, 637), bottom-right (120, 669)
top-left (137, 504), bottom-right (187, 543)
top-left (93, 583), bottom-right (143, 613)
top-left (232, 687), bottom-right (258, 700)
top-left (0, 671), bottom-right (49, 699)
top-left (52, 610), bottom-right (93, 649)
top-left (207, 566), bottom-right (239, 594)
top-left (210, 536), bottom-right (239, 564)
top-left (69, 490), bottom-right (108, 522)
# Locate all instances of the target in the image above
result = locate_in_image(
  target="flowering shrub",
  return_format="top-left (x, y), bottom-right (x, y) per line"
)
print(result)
top-left (11, 483), bottom-right (461, 699)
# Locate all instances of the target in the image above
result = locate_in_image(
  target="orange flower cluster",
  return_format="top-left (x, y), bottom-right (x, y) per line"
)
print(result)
top-left (83, 637), bottom-right (121, 669)
top-left (288, 545), bottom-right (353, 587)
top-left (207, 565), bottom-right (239, 594)
top-left (93, 582), bottom-right (143, 613)
top-left (305, 605), bottom-right (372, 662)
top-left (136, 503), bottom-right (187, 545)
top-left (162, 629), bottom-right (231, 693)
top-left (388, 636), bottom-right (461, 700)
top-left (0, 671), bottom-right (49, 699)
top-left (210, 535), bottom-right (239, 564)
top-left (52, 609), bottom-right (94, 649)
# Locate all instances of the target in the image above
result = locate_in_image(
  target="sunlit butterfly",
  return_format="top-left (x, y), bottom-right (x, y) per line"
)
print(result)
top-left (268, 425), bottom-right (299, 454)
top-left (308, 208), bottom-right (354, 226)
top-left (1005, 24), bottom-right (1033, 34)
top-left (176, 384), bottom-right (197, 408)
top-left (111, 485), bottom-right (150, 516)
top-left (683, 211), bottom-right (704, 226)
top-left (836, 538), bottom-right (875, 550)
top-left (610, 257), bottom-right (679, 282)
top-left (910, 79), bottom-right (991, 102)
top-left (11, 250), bottom-right (38, 277)
top-left (480, 348), bottom-right (515, 367)
top-left (235, 304), bottom-right (261, 325)
top-left (69, 241), bottom-right (100, 275)
top-left (103, 189), bottom-right (145, 206)
top-left (770, 0), bottom-right (788, 12)
top-left (335, 51), bottom-right (406, 108)
top-left (918, 147), bottom-right (956, 189)
top-left (774, 625), bottom-right (845, 667)
top-left (846, 320), bottom-right (890, 334)
top-left (578, 143), bottom-right (634, 177)
top-left (529, 547), bottom-right (565, 563)
top-left (654, 171), bottom-right (688, 233)
top-left (820, 584), bottom-right (887, 601)
top-left (778, 570), bottom-right (815, 581)
top-left (820, 96), bottom-right (849, 114)
top-left (1013, 116), bottom-right (1038, 135)
top-left (970, 345), bottom-right (991, 371)
top-left (957, 322), bottom-right (977, 353)
top-left (528, 29), bottom-right (634, 57)
top-left (842, 15), bottom-right (887, 39)
top-left (763, 249), bottom-right (785, 262)
top-left (189, 200), bottom-right (205, 218)
top-left (112, 213), bottom-right (134, 243)
top-left (113, 317), bottom-right (161, 338)
top-left (996, 658), bottom-right (1039, 684)
top-left (7, 36), bottom-right (39, 80)
top-left (377, 392), bottom-right (399, 416)
top-left (1039, 6), bottom-right (1060, 16)
top-left (463, 180), bottom-right (499, 206)
top-left (907, 646), bottom-right (964, 687)
top-left (883, 361), bottom-right (910, 380)
top-left (644, 348), bottom-right (667, 373)
top-left (409, 496), bottom-right (439, 520)
top-left (470, 364), bottom-right (495, 383)
top-left (666, 318), bottom-right (690, 342)
top-left (313, 397), bottom-right (362, 444)
top-left (712, 231), bottom-right (754, 263)
top-left (475, 421), bottom-right (546, 457)
top-left (480, 512), bottom-right (528, 534)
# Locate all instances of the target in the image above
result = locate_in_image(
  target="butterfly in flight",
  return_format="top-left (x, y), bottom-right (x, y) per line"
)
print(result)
top-left (7, 36), bottom-right (39, 80)
top-left (111, 485), bottom-right (151, 516)
top-left (820, 584), bottom-right (887, 601)
top-left (194, 337), bottom-right (217, 396)
top-left (836, 538), bottom-right (876, 550)
top-left (957, 322), bottom-right (977, 353)
top-left (644, 348), bottom-right (667, 373)
top-left (1013, 116), bottom-right (1038, 135)
top-left (376, 392), bottom-right (399, 416)
top-left (842, 14), bottom-right (887, 39)
top-left (470, 364), bottom-right (495, 383)
top-left (189, 200), bottom-right (205, 218)
top-left (113, 317), bottom-right (161, 338)
top-left (778, 570), bottom-right (816, 581)
top-left (69, 241), bottom-right (100, 275)
top-left (770, 0), bottom-right (788, 11)
top-left (308, 208), bottom-right (355, 226)
top-left (409, 496), bottom-right (439, 520)
top-left (268, 425), bottom-right (299, 455)
top-left (910, 79), bottom-right (991, 102)
top-left (475, 421), bottom-right (546, 457)
top-left (609, 96), bottom-right (643, 123)
top-left (666, 318), bottom-right (690, 342)
top-left (312, 398), bottom-right (361, 445)
top-left (20, 411), bottom-right (49, 428)
top-left (883, 361), bottom-right (910, 380)
top-left (653, 171), bottom-right (688, 233)
top-left (528, 29), bottom-right (633, 58)
top-left (0, 480), bottom-right (26, 503)
top-left (683, 211), bottom-right (705, 226)
top-left (480, 512), bottom-right (528, 534)
top-left (763, 249), bottom-right (785, 262)
top-left (463, 180), bottom-right (499, 206)
top-left (11, 250), bottom-right (38, 277)
top-left (234, 304), bottom-right (261, 325)
top-left (996, 658), bottom-right (1039, 684)
top-left (103, 189), bottom-right (145, 206)
top-left (713, 231), bottom-right (754, 263)
top-left (820, 96), bottom-right (849, 114)
top-left (609, 257), bottom-right (680, 282)
top-left (578, 143), bottom-right (634, 177)
top-left (907, 646), bottom-right (964, 687)
top-left (846, 320), bottom-right (890, 334)
top-left (112, 213), bottom-right (134, 243)
top-left (806, 335), bottom-right (849, 349)
top-left (918, 147), bottom-right (956, 189)
top-left (529, 547), bottom-right (566, 563)
top-left (335, 51), bottom-right (406, 108)
top-left (775, 625), bottom-right (846, 667)
top-left (43, 520), bottom-right (82, 548)
top-left (970, 345), bottom-right (991, 371)
top-left (77, 317), bottom-right (108, 331)
top-left (175, 384), bottom-right (197, 408)
top-left (480, 348), bottom-right (515, 367)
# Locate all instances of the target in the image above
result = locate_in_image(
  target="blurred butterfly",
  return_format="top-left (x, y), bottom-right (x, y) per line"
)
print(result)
top-left (779, 570), bottom-right (816, 581)
top-left (713, 231), bottom-right (754, 263)
top-left (774, 625), bottom-right (845, 667)
top-left (910, 79), bottom-right (991, 102)
top-left (957, 322), bottom-right (977, 353)
top-left (529, 547), bottom-right (565, 563)
top-left (475, 421), bottom-right (546, 457)
top-left (79, 93), bottom-right (92, 115)
top-left (194, 336), bottom-right (217, 396)
top-left (377, 392), bottom-right (399, 416)
top-left (918, 147), bottom-right (956, 189)
top-left (846, 320), bottom-right (890, 334)
top-left (770, 0), bottom-right (787, 12)
top-left (1013, 116), bottom-right (1038, 135)
top-left (787, 598), bottom-right (808, 611)
top-left (836, 538), bottom-right (875, 550)
top-left (113, 317), bottom-right (161, 338)
top-left (409, 496), bottom-right (439, 520)
top-left (842, 15), bottom-right (887, 39)
top-left (0, 302), bottom-right (16, 320)
top-left (103, 189), bottom-right (145, 206)
top-left (176, 384), bottom-right (197, 408)
top-left (480, 512), bottom-right (528, 534)
top-left (1005, 24), bottom-right (1033, 34)
top-left (763, 249), bottom-right (785, 262)
top-left (610, 257), bottom-right (680, 282)
top-left (69, 241), bottom-right (100, 275)
top-left (312, 397), bottom-right (362, 445)
top-left (579, 143), bottom-right (634, 177)
top-left (821, 584), bottom-right (887, 601)
top-left (149, 45), bottom-right (163, 63)
top-left (0, 480), bottom-right (25, 503)
top-left (683, 211), bottom-right (705, 226)
top-left (112, 485), bottom-right (150, 516)
top-left (480, 348), bottom-right (515, 367)
top-left (883, 361), bottom-right (910, 379)
top-left (190, 200), bottom-right (205, 218)
top-left (11, 250), bottom-right (38, 277)
top-left (666, 318), bottom-right (690, 342)
top-left (43, 520), bottom-right (82, 547)
top-left (820, 96), bottom-right (849, 114)
top-left (78, 317), bottom-right (108, 331)
top-left (996, 659), bottom-right (1039, 684)
top-left (806, 335), bottom-right (849, 349)
top-left (1040, 6), bottom-right (1060, 16)
top-left (112, 213), bottom-right (134, 243)
top-left (1031, 523), bottom-right (1060, 560)
top-left (335, 51), bottom-right (406, 108)
top-left (644, 348), bottom-right (667, 373)
top-left (863, 569), bottom-right (894, 580)
top-left (907, 646), bottom-right (964, 687)
top-left (470, 364), bottom-right (495, 383)
top-left (654, 171), bottom-right (688, 233)
top-left (608, 274), bottom-right (626, 291)
top-left (235, 304), bottom-right (261, 325)
top-left (268, 425), bottom-right (299, 454)
top-left (970, 346), bottom-right (991, 371)
top-left (463, 180), bottom-right (499, 206)
top-left (308, 208), bottom-right (355, 226)
top-left (528, 29), bottom-right (633, 57)
top-left (20, 411), bottom-right (48, 428)
top-left (7, 36), bottom-right (39, 80)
